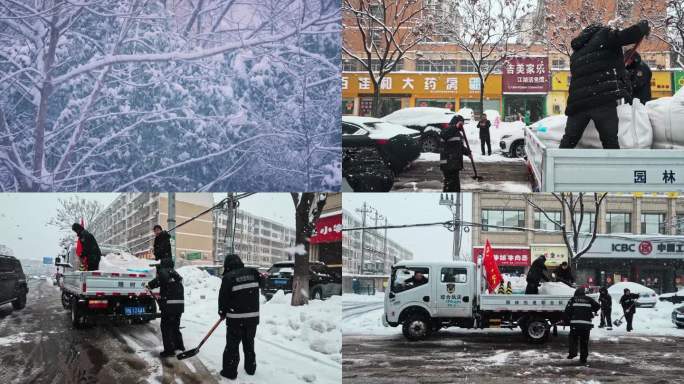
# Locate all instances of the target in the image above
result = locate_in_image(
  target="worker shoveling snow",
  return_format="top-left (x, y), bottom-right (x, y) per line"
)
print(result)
top-left (98, 251), bottom-right (155, 274)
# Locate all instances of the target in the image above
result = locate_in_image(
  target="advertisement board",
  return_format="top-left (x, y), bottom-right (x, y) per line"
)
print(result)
top-left (472, 246), bottom-right (530, 267)
top-left (574, 234), bottom-right (684, 259)
top-left (502, 57), bottom-right (549, 93)
top-left (530, 245), bottom-right (569, 267)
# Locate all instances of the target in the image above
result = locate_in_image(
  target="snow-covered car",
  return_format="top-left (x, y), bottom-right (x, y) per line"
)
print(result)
top-left (342, 116), bottom-right (421, 174)
top-left (383, 107), bottom-right (457, 153)
top-left (343, 144), bottom-right (394, 192)
top-left (262, 261), bottom-right (341, 301)
top-left (673, 305), bottom-right (684, 328)
top-left (659, 288), bottom-right (684, 304)
top-left (608, 282), bottom-right (657, 308)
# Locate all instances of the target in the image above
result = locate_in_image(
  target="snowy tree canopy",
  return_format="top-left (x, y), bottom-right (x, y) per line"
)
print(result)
top-left (0, 0), bottom-right (340, 191)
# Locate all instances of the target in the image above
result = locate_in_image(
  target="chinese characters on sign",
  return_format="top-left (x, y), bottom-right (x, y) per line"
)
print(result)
top-left (472, 247), bottom-right (530, 267)
top-left (340, 73), bottom-right (490, 95)
top-left (502, 57), bottom-right (549, 93)
top-left (631, 170), bottom-right (679, 184)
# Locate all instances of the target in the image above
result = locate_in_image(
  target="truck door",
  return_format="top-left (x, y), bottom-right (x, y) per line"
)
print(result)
top-left (387, 266), bottom-right (432, 318)
top-left (436, 267), bottom-right (473, 318)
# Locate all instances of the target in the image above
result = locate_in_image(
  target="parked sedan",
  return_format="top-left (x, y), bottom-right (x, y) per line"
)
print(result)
top-left (660, 288), bottom-right (684, 304)
top-left (261, 261), bottom-right (342, 300)
top-left (383, 107), bottom-right (457, 153)
top-left (342, 116), bottom-right (421, 174)
top-left (673, 305), bottom-right (684, 328)
top-left (608, 282), bottom-right (658, 308)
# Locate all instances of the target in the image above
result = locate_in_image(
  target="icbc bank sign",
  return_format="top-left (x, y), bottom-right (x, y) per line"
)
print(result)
top-left (611, 241), bottom-right (653, 255)
top-left (579, 235), bottom-right (684, 259)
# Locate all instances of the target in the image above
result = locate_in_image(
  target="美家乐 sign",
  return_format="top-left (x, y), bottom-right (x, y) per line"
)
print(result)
top-left (502, 57), bottom-right (549, 93)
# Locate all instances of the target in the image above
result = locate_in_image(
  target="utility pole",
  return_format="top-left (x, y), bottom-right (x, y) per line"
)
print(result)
top-left (439, 193), bottom-right (462, 261)
top-left (226, 192), bottom-right (236, 256)
top-left (167, 192), bottom-right (176, 262)
top-left (383, 216), bottom-right (389, 272)
top-left (356, 202), bottom-right (372, 274)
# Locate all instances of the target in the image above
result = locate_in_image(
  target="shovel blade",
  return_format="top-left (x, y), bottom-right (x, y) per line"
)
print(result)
top-left (612, 320), bottom-right (622, 327)
top-left (176, 347), bottom-right (200, 360)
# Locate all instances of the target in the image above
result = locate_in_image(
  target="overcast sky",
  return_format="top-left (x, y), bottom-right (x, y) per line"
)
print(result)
top-left (0, 193), bottom-right (297, 261)
top-left (342, 193), bottom-right (472, 261)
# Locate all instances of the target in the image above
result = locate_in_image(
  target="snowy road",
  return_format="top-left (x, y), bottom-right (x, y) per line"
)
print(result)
top-left (0, 279), bottom-right (217, 384)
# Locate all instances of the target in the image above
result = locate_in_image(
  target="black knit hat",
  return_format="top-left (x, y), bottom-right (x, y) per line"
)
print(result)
top-left (72, 223), bottom-right (83, 232)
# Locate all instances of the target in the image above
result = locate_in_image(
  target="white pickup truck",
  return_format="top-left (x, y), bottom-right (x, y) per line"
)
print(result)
top-left (383, 261), bottom-right (573, 343)
top-left (524, 126), bottom-right (684, 192)
top-left (56, 246), bottom-right (159, 329)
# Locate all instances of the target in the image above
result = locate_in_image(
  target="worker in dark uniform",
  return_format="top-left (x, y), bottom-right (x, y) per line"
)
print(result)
top-left (625, 50), bottom-right (652, 104)
top-left (219, 254), bottom-right (262, 380)
top-left (556, 262), bottom-right (575, 287)
top-left (525, 255), bottom-right (549, 294)
top-left (153, 224), bottom-right (172, 261)
top-left (439, 115), bottom-right (471, 192)
top-left (147, 258), bottom-right (185, 357)
top-left (71, 223), bottom-right (102, 271)
top-left (404, 271), bottom-right (428, 288)
top-left (597, 286), bottom-right (613, 330)
top-left (620, 288), bottom-right (640, 332)
top-left (565, 287), bottom-right (600, 365)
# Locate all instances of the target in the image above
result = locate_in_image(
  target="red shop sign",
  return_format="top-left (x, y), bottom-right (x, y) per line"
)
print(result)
top-left (473, 246), bottom-right (531, 267)
top-left (502, 57), bottom-right (549, 93)
top-left (310, 214), bottom-right (342, 244)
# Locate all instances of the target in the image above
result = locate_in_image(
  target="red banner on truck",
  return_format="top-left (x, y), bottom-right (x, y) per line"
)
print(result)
top-left (310, 213), bottom-right (342, 244)
top-left (473, 246), bottom-right (531, 267)
top-left (502, 57), bottom-right (549, 93)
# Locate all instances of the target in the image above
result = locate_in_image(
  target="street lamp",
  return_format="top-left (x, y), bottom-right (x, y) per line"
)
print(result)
top-left (440, 193), bottom-right (463, 261)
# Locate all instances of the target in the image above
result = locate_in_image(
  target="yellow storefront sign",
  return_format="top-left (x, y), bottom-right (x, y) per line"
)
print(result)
top-left (530, 245), bottom-right (569, 268)
top-left (341, 72), bottom-right (502, 98)
top-left (551, 71), bottom-right (570, 91)
top-left (551, 70), bottom-right (673, 95)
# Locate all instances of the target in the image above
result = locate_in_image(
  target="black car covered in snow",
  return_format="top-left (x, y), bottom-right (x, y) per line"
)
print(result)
top-left (343, 144), bottom-right (394, 192)
top-left (0, 254), bottom-right (28, 311)
top-left (382, 107), bottom-right (458, 153)
top-left (342, 116), bottom-right (421, 174)
top-left (673, 305), bottom-right (684, 329)
top-left (262, 261), bottom-right (341, 300)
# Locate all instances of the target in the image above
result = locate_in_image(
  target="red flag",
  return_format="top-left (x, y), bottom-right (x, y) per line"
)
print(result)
top-left (482, 239), bottom-right (503, 293)
top-left (75, 218), bottom-right (86, 270)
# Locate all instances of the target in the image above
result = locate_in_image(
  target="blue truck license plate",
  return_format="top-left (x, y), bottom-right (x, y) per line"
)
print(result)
top-left (273, 278), bottom-right (288, 286)
top-left (125, 306), bottom-right (145, 316)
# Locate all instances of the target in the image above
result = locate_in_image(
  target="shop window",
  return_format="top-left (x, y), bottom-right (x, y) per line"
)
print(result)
top-left (534, 211), bottom-right (561, 230)
top-left (342, 59), bottom-right (359, 72)
top-left (458, 60), bottom-right (477, 73)
top-left (481, 209), bottom-right (524, 231)
top-left (551, 58), bottom-right (567, 70)
top-left (391, 267), bottom-right (430, 293)
top-left (342, 98), bottom-right (355, 115)
top-left (416, 98), bottom-right (455, 111)
top-left (606, 212), bottom-right (631, 234)
top-left (641, 213), bottom-right (665, 234)
top-left (460, 99), bottom-right (501, 117)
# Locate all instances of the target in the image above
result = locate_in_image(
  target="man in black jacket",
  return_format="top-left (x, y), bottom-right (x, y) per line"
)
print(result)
top-left (440, 115), bottom-right (471, 192)
top-left (525, 255), bottom-right (549, 294)
top-left (153, 225), bottom-right (172, 261)
top-left (625, 50), bottom-right (652, 104)
top-left (219, 254), bottom-right (262, 380)
top-left (620, 288), bottom-right (640, 332)
top-left (556, 262), bottom-right (575, 287)
top-left (147, 258), bottom-right (185, 357)
top-left (477, 113), bottom-right (492, 156)
top-left (565, 287), bottom-right (601, 364)
top-left (598, 286), bottom-right (613, 330)
top-left (560, 20), bottom-right (650, 149)
top-left (71, 223), bottom-right (102, 271)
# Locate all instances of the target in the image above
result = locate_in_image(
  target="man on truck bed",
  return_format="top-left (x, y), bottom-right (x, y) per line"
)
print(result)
top-left (71, 223), bottom-right (102, 271)
top-left (153, 224), bottom-right (172, 261)
top-left (559, 20), bottom-right (650, 149)
top-left (146, 258), bottom-right (185, 357)
top-left (219, 254), bottom-right (262, 380)
top-left (556, 262), bottom-right (575, 287)
top-left (564, 287), bottom-right (601, 365)
top-left (525, 255), bottom-right (549, 294)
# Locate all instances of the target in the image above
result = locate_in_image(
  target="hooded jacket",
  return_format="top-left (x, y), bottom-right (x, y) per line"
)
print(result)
top-left (565, 21), bottom-right (650, 116)
top-left (625, 51), bottom-right (652, 103)
top-left (598, 287), bottom-right (612, 310)
top-left (219, 254), bottom-right (262, 326)
top-left (564, 287), bottom-right (601, 330)
top-left (153, 230), bottom-right (172, 261)
top-left (148, 259), bottom-right (184, 315)
top-left (527, 256), bottom-right (549, 284)
top-left (76, 228), bottom-right (102, 270)
top-left (620, 292), bottom-right (640, 314)
top-left (440, 115), bottom-right (470, 171)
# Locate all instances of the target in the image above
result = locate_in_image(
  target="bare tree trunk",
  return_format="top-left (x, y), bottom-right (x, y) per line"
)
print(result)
top-left (478, 73), bottom-right (485, 118)
top-left (290, 192), bottom-right (327, 306)
top-left (371, 84), bottom-right (381, 117)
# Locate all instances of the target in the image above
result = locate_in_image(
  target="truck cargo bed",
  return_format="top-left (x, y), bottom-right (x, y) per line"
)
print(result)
top-left (62, 271), bottom-right (154, 297)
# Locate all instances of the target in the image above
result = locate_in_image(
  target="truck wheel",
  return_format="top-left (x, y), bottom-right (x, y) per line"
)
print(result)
top-left (11, 292), bottom-right (26, 310)
top-left (71, 299), bottom-right (86, 329)
top-left (61, 292), bottom-right (71, 310)
top-left (523, 319), bottom-right (549, 344)
top-left (402, 313), bottom-right (431, 341)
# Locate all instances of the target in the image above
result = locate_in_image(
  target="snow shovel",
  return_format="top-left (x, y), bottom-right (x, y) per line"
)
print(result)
top-left (177, 317), bottom-right (224, 360)
top-left (458, 125), bottom-right (483, 181)
top-left (612, 303), bottom-right (636, 327)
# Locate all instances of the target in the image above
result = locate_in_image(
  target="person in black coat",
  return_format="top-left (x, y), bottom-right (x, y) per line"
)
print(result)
top-left (71, 223), bottom-right (102, 271)
top-left (147, 258), bottom-right (185, 357)
top-left (219, 254), bottom-right (262, 380)
top-left (525, 255), bottom-right (549, 294)
top-left (560, 20), bottom-right (650, 149)
top-left (625, 50), bottom-right (652, 104)
top-left (565, 287), bottom-right (601, 364)
top-left (598, 286), bottom-right (613, 330)
top-left (556, 262), bottom-right (575, 287)
top-left (153, 225), bottom-right (172, 261)
top-left (619, 288), bottom-right (640, 332)
top-left (477, 113), bottom-right (492, 156)
top-left (440, 115), bottom-right (471, 192)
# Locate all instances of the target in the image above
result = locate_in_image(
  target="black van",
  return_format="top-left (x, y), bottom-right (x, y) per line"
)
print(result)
top-left (0, 254), bottom-right (28, 310)
top-left (262, 261), bottom-right (342, 300)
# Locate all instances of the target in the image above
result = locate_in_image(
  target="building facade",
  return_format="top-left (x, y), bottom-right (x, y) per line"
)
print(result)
top-left (472, 192), bottom-right (684, 293)
top-left (342, 209), bottom-right (414, 275)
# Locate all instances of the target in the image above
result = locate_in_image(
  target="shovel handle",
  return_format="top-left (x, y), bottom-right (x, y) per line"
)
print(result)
top-left (458, 124), bottom-right (479, 178)
top-left (198, 317), bottom-right (224, 349)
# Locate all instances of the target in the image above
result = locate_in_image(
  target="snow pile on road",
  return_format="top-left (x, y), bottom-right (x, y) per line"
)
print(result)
top-left (607, 281), bottom-right (655, 296)
top-left (177, 266), bottom-right (341, 383)
top-left (539, 282), bottom-right (576, 296)
top-left (98, 252), bottom-right (154, 274)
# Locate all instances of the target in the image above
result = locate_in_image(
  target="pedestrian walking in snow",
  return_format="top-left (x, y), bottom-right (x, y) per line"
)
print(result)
top-left (439, 115), bottom-right (471, 192)
top-left (147, 258), bottom-right (185, 357)
top-left (565, 287), bottom-right (601, 365)
top-left (625, 50), bottom-right (652, 104)
top-left (556, 262), bottom-right (575, 287)
top-left (560, 20), bottom-right (651, 149)
top-left (153, 224), bottom-right (172, 261)
top-left (620, 288), bottom-right (640, 332)
top-left (525, 255), bottom-right (549, 294)
top-left (219, 254), bottom-right (262, 380)
top-left (477, 113), bottom-right (492, 156)
top-left (71, 223), bottom-right (101, 271)
top-left (598, 286), bottom-right (613, 330)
